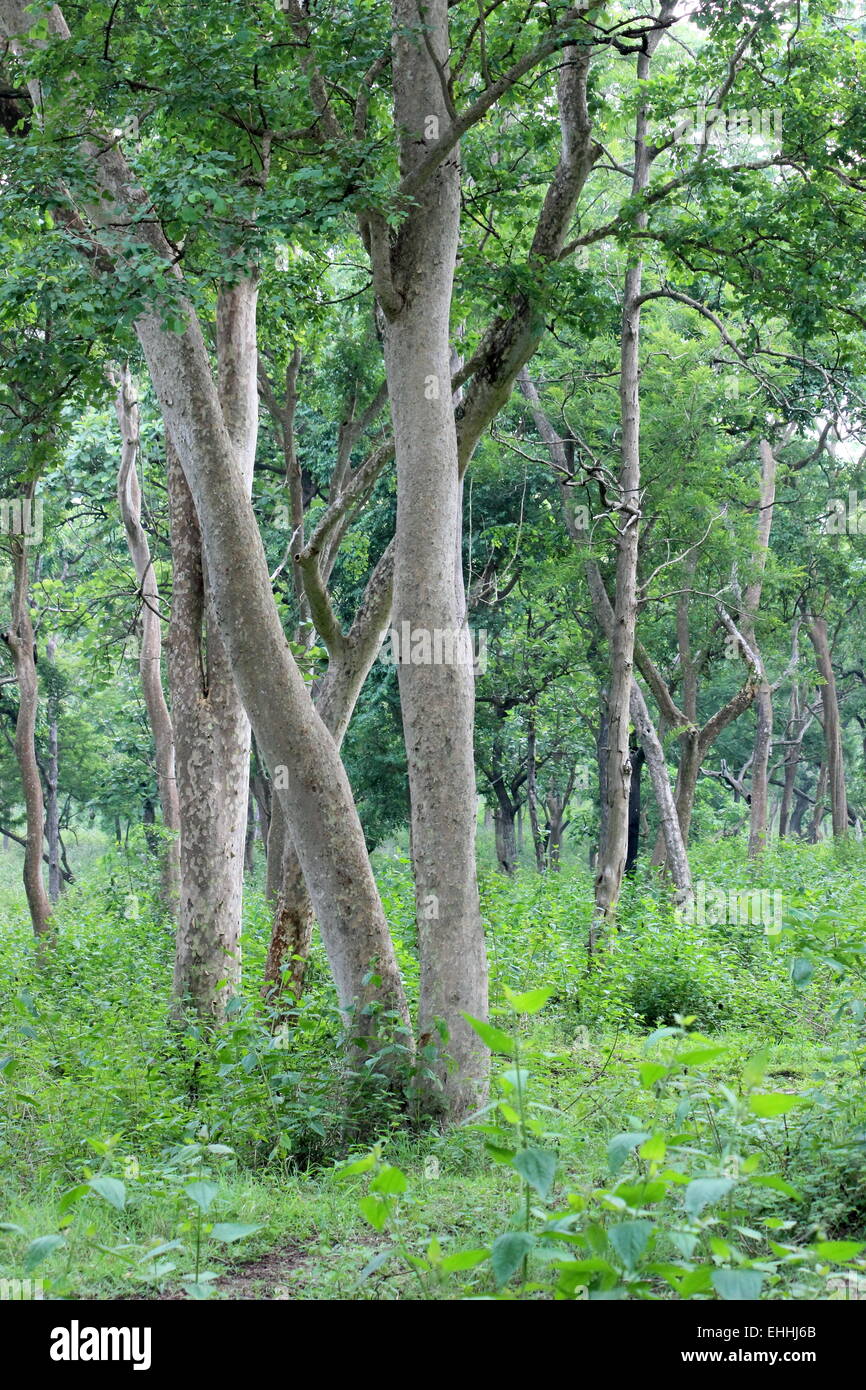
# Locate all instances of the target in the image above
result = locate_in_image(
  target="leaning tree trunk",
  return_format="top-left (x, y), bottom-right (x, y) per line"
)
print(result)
top-left (263, 543), bottom-right (395, 1001)
top-left (2, 532), bottom-right (52, 941)
top-left (808, 616), bottom-right (848, 837)
top-left (114, 365), bottom-right (181, 908)
top-left (379, 0), bottom-right (486, 1116)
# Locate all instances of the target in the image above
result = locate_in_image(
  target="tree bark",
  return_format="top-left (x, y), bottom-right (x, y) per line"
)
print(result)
top-left (2, 529), bottom-right (52, 940)
top-left (807, 761), bottom-right (828, 842)
top-left (625, 744), bottom-right (645, 875)
top-left (44, 634), bottom-right (61, 902)
top-left (0, 0), bottom-right (410, 1045)
top-left (114, 364), bottom-right (181, 908)
top-left (743, 439), bottom-right (778, 857)
top-left (378, 0), bottom-right (486, 1115)
top-left (526, 708), bottom-right (547, 872)
top-left (808, 616), bottom-right (848, 837)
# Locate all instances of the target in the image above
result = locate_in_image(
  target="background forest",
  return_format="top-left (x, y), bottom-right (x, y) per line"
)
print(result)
top-left (1, 0), bottom-right (866, 1307)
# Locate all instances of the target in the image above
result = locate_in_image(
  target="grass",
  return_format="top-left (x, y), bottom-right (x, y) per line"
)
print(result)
top-left (1, 836), bottom-right (865, 1299)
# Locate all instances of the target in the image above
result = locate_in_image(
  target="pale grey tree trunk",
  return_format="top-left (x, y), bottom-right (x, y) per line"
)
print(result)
top-left (376, 0), bottom-right (486, 1115)
top-left (44, 634), bottom-right (62, 903)
top-left (743, 440), bottom-right (778, 858)
top-left (0, 0), bottom-right (410, 1043)
top-left (808, 616), bottom-right (848, 837)
top-left (264, 543), bottom-right (395, 1001)
top-left (114, 365), bottom-right (181, 908)
top-left (2, 526), bottom-right (52, 942)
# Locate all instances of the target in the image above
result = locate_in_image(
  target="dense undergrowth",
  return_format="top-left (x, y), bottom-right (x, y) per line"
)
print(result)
top-left (1, 836), bottom-right (865, 1299)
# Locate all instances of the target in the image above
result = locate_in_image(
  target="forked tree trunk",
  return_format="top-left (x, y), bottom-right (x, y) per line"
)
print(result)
top-left (164, 278), bottom-right (259, 1020)
top-left (114, 365), bottom-right (181, 908)
top-left (0, 0), bottom-right (410, 1044)
top-left (264, 543), bottom-right (395, 1001)
top-left (2, 532), bottom-right (52, 941)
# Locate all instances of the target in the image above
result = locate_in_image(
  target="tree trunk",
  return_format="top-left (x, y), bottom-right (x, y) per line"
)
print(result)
top-left (0, 0), bottom-right (411, 1043)
top-left (748, 680), bottom-right (774, 857)
top-left (166, 439), bottom-right (251, 1021)
top-left (380, 0), bottom-right (486, 1115)
top-left (263, 542), bottom-right (395, 1000)
top-left (808, 616), bottom-right (848, 837)
top-left (625, 744), bottom-right (645, 875)
top-left (526, 709), bottom-right (547, 872)
top-left (807, 762), bottom-right (828, 842)
top-left (592, 111), bottom-right (651, 933)
top-left (44, 635), bottom-right (62, 902)
top-left (2, 531), bottom-right (52, 941)
top-left (114, 364), bottom-right (181, 908)
top-left (790, 786), bottom-right (810, 838)
top-left (493, 798), bottom-right (518, 876)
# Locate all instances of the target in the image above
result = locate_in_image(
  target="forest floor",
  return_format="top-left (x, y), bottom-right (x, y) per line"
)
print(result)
top-left (1, 836), bottom-right (865, 1300)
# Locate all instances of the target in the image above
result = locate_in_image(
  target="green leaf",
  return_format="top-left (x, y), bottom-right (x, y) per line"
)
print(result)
top-left (749, 1093), bottom-right (806, 1118)
top-left (370, 1165), bottom-right (407, 1196)
top-left (184, 1180), bottom-right (218, 1213)
top-left (358, 1250), bottom-right (391, 1281)
top-left (639, 1062), bottom-right (668, 1088)
top-left (23, 1234), bottom-right (65, 1273)
top-left (503, 986), bottom-right (554, 1015)
top-left (685, 1177), bottom-right (734, 1218)
top-left (209, 1223), bottom-right (262, 1244)
top-left (359, 1195), bottom-right (389, 1233)
top-left (89, 1176), bottom-right (126, 1211)
top-left (491, 1231), bottom-right (535, 1287)
top-left (712, 1268), bottom-right (764, 1300)
top-left (609, 1219), bottom-right (654, 1270)
top-left (335, 1152), bottom-right (378, 1178)
top-left (748, 1174), bottom-right (801, 1199)
top-left (463, 1014), bottom-right (514, 1055)
top-left (639, 1134), bottom-right (666, 1161)
top-left (678, 1046), bottom-right (728, 1066)
top-left (607, 1131), bottom-right (651, 1174)
top-left (813, 1240), bottom-right (865, 1263)
top-left (440, 1248), bottom-right (490, 1272)
top-left (790, 958), bottom-right (814, 988)
top-left (58, 1184), bottom-right (90, 1215)
top-left (512, 1147), bottom-right (557, 1200)
top-left (742, 1048), bottom-right (771, 1090)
